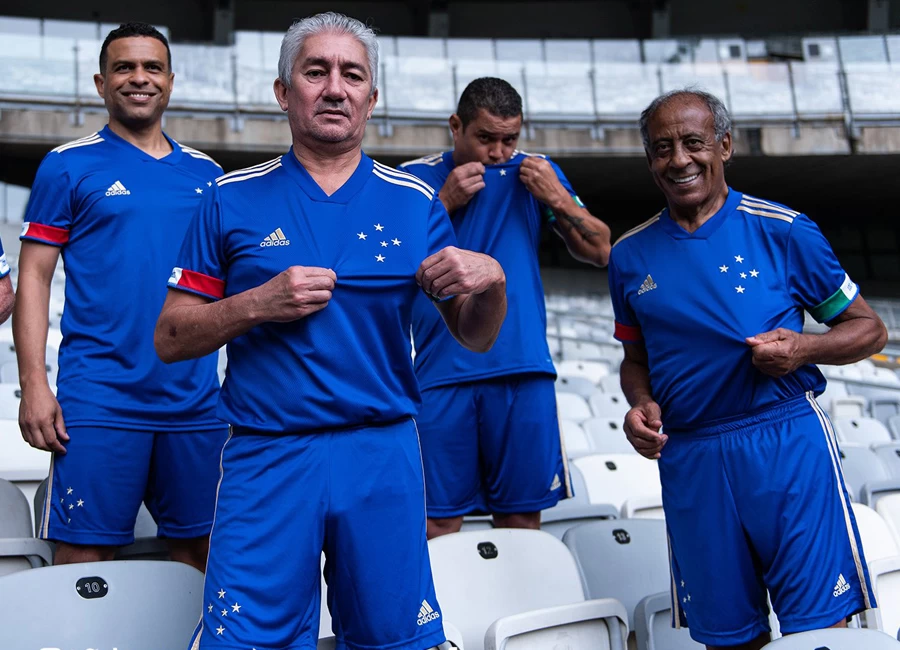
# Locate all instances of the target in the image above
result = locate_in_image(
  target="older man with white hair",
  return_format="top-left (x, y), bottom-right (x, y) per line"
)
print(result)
top-left (155, 12), bottom-right (506, 650)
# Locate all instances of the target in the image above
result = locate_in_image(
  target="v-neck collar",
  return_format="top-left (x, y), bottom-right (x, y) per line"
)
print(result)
top-left (99, 125), bottom-right (182, 165)
top-left (283, 148), bottom-right (373, 204)
top-left (658, 188), bottom-right (741, 240)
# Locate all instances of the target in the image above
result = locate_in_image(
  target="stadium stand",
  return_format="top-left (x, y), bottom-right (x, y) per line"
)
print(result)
top-left (761, 628), bottom-right (900, 647)
top-left (0, 478), bottom-right (52, 576)
top-left (839, 445), bottom-right (891, 501)
top-left (571, 454), bottom-right (662, 513)
top-left (541, 463), bottom-right (618, 539)
top-left (874, 443), bottom-right (900, 478)
top-left (866, 556), bottom-right (900, 640)
top-left (634, 591), bottom-right (703, 650)
top-left (851, 503), bottom-right (899, 564)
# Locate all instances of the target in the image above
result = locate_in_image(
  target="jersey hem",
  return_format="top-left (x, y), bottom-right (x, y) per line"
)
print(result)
top-left (167, 283), bottom-right (221, 302)
top-left (156, 520), bottom-right (214, 539)
top-left (680, 618), bottom-right (770, 646)
top-left (43, 528), bottom-right (135, 546)
top-left (340, 626), bottom-right (446, 650)
top-left (417, 366), bottom-right (556, 391)
top-left (777, 601), bottom-right (868, 632)
top-left (19, 235), bottom-right (64, 248)
top-left (62, 418), bottom-right (225, 433)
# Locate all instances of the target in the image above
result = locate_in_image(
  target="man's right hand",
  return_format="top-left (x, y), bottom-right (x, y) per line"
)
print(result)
top-left (254, 266), bottom-right (336, 322)
top-left (19, 383), bottom-right (68, 454)
top-left (438, 162), bottom-right (486, 213)
top-left (623, 399), bottom-right (666, 459)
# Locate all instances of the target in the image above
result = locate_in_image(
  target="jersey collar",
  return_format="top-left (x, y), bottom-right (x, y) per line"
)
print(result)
top-left (658, 187), bottom-right (742, 240)
top-left (282, 148), bottom-right (374, 204)
top-left (99, 124), bottom-right (183, 165)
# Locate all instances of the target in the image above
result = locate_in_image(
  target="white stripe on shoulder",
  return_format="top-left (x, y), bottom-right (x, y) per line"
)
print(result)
top-left (736, 205), bottom-right (794, 224)
top-left (217, 158), bottom-right (281, 182)
top-left (373, 162), bottom-right (435, 197)
top-left (399, 152), bottom-right (444, 167)
top-left (372, 168), bottom-right (433, 200)
top-left (217, 162), bottom-right (282, 187)
top-left (53, 133), bottom-right (103, 154)
top-left (741, 195), bottom-right (799, 216)
top-left (614, 212), bottom-right (662, 247)
top-left (178, 144), bottom-right (221, 167)
top-left (513, 149), bottom-right (548, 159)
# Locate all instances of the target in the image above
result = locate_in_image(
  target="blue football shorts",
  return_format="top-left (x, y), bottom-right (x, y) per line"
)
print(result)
top-left (39, 425), bottom-right (229, 545)
top-left (190, 419), bottom-right (446, 650)
top-left (660, 392), bottom-right (875, 646)
top-left (416, 375), bottom-right (571, 518)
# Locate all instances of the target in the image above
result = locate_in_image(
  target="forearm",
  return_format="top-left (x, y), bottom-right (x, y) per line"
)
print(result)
top-left (800, 316), bottom-right (887, 366)
top-left (620, 355), bottom-right (655, 407)
top-left (155, 289), bottom-right (266, 363)
top-left (551, 203), bottom-right (611, 267)
top-left (13, 273), bottom-right (51, 390)
top-left (453, 280), bottom-right (507, 353)
top-left (438, 189), bottom-right (462, 215)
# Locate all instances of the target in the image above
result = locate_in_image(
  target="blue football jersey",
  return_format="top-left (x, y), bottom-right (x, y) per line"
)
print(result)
top-left (608, 189), bottom-right (858, 430)
top-left (0, 237), bottom-right (10, 279)
top-left (20, 126), bottom-right (222, 431)
top-left (168, 151), bottom-right (458, 433)
top-left (401, 150), bottom-right (578, 390)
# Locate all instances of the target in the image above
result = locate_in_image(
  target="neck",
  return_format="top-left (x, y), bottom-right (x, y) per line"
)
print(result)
top-left (292, 139), bottom-right (363, 196)
top-left (668, 185), bottom-right (729, 234)
top-left (107, 119), bottom-right (171, 159)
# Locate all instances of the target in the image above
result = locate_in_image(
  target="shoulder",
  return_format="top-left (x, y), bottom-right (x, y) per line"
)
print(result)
top-left (612, 211), bottom-right (663, 250)
top-left (398, 152), bottom-right (445, 170)
top-left (513, 149), bottom-right (549, 161)
top-left (41, 132), bottom-right (107, 176)
top-left (370, 159), bottom-right (436, 202)
top-left (215, 157), bottom-right (284, 192)
top-left (735, 193), bottom-right (799, 227)
top-left (49, 132), bottom-right (106, 157)
top-left (176, 141), bottom-right (223, 173)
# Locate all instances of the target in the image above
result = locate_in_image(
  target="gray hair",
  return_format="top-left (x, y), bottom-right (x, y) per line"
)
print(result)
top-left (639, 88), bottom-right (732, 150)
top-left (278, 12), bottom-right (379, 95)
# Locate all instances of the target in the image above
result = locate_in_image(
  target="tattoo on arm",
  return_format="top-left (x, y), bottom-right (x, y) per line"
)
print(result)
top-left (557, 212), bottom-right (603, 240)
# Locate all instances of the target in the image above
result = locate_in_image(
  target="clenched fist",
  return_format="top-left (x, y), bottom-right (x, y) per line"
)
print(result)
top-left (623, 399), bottom-right (667, 459)
top-left (519, 156), bottom-right (568, 209)
top-left (416, 246), bottom-right (504, 301)
top-left (438, 162), bottom-right (485, 213)
top-left (255, 266), bottom-right (337, 322)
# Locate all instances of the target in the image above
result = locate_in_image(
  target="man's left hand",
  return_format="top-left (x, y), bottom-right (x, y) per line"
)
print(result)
top-left (519, 157), bottom-right (567, 209)
top-left (746, 328), bottom-right (808, 377)
top-left (416, 246), bottom-right (505, 300)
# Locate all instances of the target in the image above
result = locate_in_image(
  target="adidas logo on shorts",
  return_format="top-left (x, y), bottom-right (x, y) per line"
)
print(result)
top-left (833, 573), bottom-right (850, 597)
top-left (260, 227), bottom-right (290, 247)
top-left (105, 180), bottom-right (131, 196)
top-left (550, 474), bottom-right (561, 491)
top-left (417, 599), bottom-right (440, 626)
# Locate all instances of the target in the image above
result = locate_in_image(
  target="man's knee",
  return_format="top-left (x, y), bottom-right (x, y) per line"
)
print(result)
top-left (492, 511), bottom-right (540, 530)
top-left (427, 516), bottom-right (463, 539)
top-left (53, 542), bottom-right (117, 565)
top-left (167, 536), bottom-right (210, 572)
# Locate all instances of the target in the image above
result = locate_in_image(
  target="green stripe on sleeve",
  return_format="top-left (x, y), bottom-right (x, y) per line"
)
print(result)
top-left (809, 275), bottom-right (858, 323)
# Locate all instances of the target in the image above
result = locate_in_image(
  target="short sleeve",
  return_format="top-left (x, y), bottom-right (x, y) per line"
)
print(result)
top-left (167, 189), bottom-right (227, 301)
top-left (425, 196), bottom-right (458, 257)
top-left (786, 214), bottom-right (858, 323)
top-left (608, 246), bottom-right (642, 343)
top-left (20, 152), bottom-right (75, 247)
top-left (545, 156), bottom-right (587, 220)
top-left (0, 238), bottom-right (9, 279)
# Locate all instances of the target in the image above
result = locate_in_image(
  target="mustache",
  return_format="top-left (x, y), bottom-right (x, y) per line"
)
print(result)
top-left (315, 102), bottom-right (348, 116)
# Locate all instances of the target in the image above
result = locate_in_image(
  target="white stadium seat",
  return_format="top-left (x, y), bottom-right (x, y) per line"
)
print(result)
top-left (0, 478), bottom-right (53, 577)
top-left (620, 493), bottom-right (665, 520)
top-left (557, 360), bottom-right (610, 384)
top-left (851, 503), bottom-right (899, 564)
top-left (561, 419), bottom-right (592, 457)
top-left (865, 556), bottom-right (900, 640)
top-left (634, 592), bottom-right (703, 650)
top-left (761, 628), bottom-right (900, 648)
top-left (556, 392), bottom-right (592, 423)
top-left (588, 392), bottom-right (630, 419)
top-left (839, 444), bottom-right (890, 501)
top-left (873, 443), bottom-right (900, 478)
top-left (556, 375), bottom-right (600, 399)
top-left (834, 416), bottom-right (893, 446)
top-left (0, 419), bottom-right (49, 532)
top-left (541, 464), bottom-right (619, 539)
top-left (583, 417), bottom-right (634, 454)
top-left (572, 454), bottom-right (662, 512)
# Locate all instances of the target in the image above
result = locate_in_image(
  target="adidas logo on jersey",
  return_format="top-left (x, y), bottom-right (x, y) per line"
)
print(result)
top-left (833, 573), bottom-right (850, 597)
top-left (417, 600), bottom-right (440, 626)
top-left (105, 180), bottom-right (131, 196)
top-left (260, 228), bottom-right (290, 247)
top-left (637, 274), bottom-right (657, 295)
top-left (550, 474), bottom-right (561, 491)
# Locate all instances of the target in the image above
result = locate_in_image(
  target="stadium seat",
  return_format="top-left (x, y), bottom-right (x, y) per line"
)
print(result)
top-left (0, 419), bottom-right (48, 531)
top-left (541, 463), bottom-right (619, 539)
top-left (561, 419), bottom-right (592, 457)
top-left (557, 360), bottom-right (610, 384)
top-left (563, 518), bottom-right (670, 631)
top-left (620, 493), bottom-right (665, 520)
top-left (851, 503), bottom-right (899, 563)
top-left (871, 397), bottom-right (900, 427)
top-left (572, 454), bottom-right (662, 512)
top-left (599, 374), bottom-right (623, 393)
top-left (562, 340), bottom-right (609, 362)
top-left (817, 378), bottom-right (849, 412)
top-left (865, 556), bottom-right (900, 640)
top-left (484, 599), bottom-right (628, 650)
top-left (556, 392), bottom-right (592, 423)
top-left (588, 392), bottom-right (630, 419)
top-left (0, 383), bottom-right (21, 419)
top-left (832, 396), bottom-right (869, 418)
top-left (428, 528), bottom-right (627, 650)
top-left (634, 592), bottom-right (703, 650)
top-left (889, 415), bottom-right (900, 441)
top-left (583, 417), bottom-right (634, 454)
top-left (0, 478), bottom-right (52, 576)
top-left (839, 444), bottom-right (889, 501)
top-left (834, 416), bottom-right (893, 446)
top-left (0, 560), bottom-right (203, 649)
top-left (556, 374), bottom-right (599, 399)
top-left (760, 628), bottom-right (900, 648)
top-left (873, 443), bottom-right (900, 478)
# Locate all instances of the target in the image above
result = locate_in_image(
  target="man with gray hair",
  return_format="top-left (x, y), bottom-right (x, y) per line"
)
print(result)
top-left (155, 12), bottom-right (506, 650)
top-left (609, 89), bottom-right (886, 649)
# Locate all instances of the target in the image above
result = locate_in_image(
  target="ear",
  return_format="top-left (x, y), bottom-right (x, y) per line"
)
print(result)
top-left (273, 77), bottom-right (289, 112)
top-left (720, 131), bottom-right (733, 163)
top-left (366, 87), bottom-right (378, 120)
top-left (94, 73), bottom-right (105, 99)
top-left (448, 114), bottom-right (463, 141)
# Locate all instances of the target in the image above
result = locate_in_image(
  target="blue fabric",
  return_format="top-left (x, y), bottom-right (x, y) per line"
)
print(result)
top-left (416, 376), bottom-right (568, 517)
top-left (0, 236), bottom-right (9, 278)
top-left (170, 152), bottom-right (457, 433)
top-left (608, 189), bottom-right (858, 429)
top-left (194, 420), bottom-right (446, 650)
top-left (661, 394), bottom-right (874, 645)
top-left (40, 425), bottom-right (228, 545)
top-left (401, 151), bottom-right (575, 390)
top-left (20, 125), bottom-right (222, 431)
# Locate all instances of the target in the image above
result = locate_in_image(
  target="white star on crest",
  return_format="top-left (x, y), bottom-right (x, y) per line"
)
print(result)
top-left (77, 499), bottom-right (84, 507)
top-left (68, 504), bottom-right (74, 510)
top-left (740, 272), bottom-right (747, 279)
top-left (683, 597), bottom-right (687, 603)
top-left (195, 188), bottom-right (203, 194)
top-left (374, 223), bottom-right (384, 231)
top-left (218, 589), bottom-right (226, 599)
top-left (375, 254), bottom-right (385, 262)
top-left (736, 286), bottom-right (745, 294)
top-left (719, 265), bottom-right (728, 273)
top-left (207, 181), bottom-right (212, 187)
top-left (357, 232), bottom-right (367, 240)
top-left (232, 602), bottom-right (241, 613)
top-left (750, 269), bottom-right (759, 278)
top-left (67, 487), bottom-right (73, 495)
top-left (208, 604), bottom-right (213, 613)
top-left (392, 238), bottom-right (401, 246)
top-left (499, 169), bottom-right (507, 176)
top-left (735, 255), bottom-right (744, 263)
top-left (216, 626), bottom-right (224, 635)
top-left (380, 241), bottom-right (388, 247)
top-left (59, 497), bottom-right (64, 504)
top-left (687, 594), bottom-right (692, 602)
top-left (681, 581), bottom-right (685, 588)
top-left (221, 609), bottom-right (228, 617)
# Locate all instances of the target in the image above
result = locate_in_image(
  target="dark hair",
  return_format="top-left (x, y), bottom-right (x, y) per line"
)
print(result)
top-left (99, 22), bottom-right (171, 74)
top-left (456, 77), bottom-right (522, 127)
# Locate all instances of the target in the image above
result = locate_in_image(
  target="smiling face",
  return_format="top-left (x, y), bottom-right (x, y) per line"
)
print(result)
top-left (274, 31), bottom-right (377, 151)
top-left (94, 36), bottom-right (173, 132)
top-left (645, 95), bottom-right (732, 222)
top-left (450, 108), bottom-right (522, 166)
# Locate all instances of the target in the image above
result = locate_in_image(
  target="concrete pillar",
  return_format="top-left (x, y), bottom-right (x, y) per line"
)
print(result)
top-left (213, 0), bottom-right (235, 45)
top-left (651, 0), bottom-right (671, 39)
top-left (868, 0), bottom-right (890, 32)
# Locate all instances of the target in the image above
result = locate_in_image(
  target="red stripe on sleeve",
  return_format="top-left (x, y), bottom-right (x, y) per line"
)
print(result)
top-left (614, 322), bottom-right (642, 343)
top-left (177, 269), bottom-right (225, 299)
top-left (21, 222), bottom-right (70, 245)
